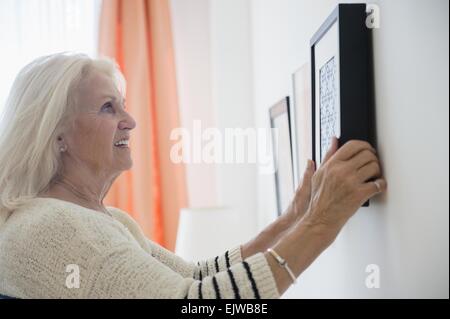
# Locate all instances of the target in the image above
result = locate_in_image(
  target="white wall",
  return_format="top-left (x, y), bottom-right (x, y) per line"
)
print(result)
top-left (171, 0), bottom-right (449, 298)
top-left (170, 0), bottom-right (257, 253)
top-left (210, 0), bottom-right (257, 239)
top-left (170, 0), bottom-right (218, 208)
top-left (250, 0), bottom-right (449, 298)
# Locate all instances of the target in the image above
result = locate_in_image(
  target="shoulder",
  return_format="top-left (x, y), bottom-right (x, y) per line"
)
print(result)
top-left (107, 206), bottom-right (141, 231)
top-left (107, 206), bottom-right (134, 224)
top-left (106, 206), bottom-right (151, 251)
top-left (2, 197), bottom-right (132, 252)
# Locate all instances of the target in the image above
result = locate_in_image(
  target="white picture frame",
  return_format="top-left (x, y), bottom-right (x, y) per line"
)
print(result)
top-left (269, 97), bottom-right (295, 216)
top-left (291, 63), bottom-right (312, 188)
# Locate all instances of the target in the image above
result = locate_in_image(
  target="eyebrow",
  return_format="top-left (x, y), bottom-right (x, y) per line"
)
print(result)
top-left (102, 95), bottom-right (126, 103)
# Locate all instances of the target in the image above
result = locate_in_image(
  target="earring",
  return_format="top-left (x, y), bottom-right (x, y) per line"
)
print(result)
top-left (59, 145), bottom-right (67, 152)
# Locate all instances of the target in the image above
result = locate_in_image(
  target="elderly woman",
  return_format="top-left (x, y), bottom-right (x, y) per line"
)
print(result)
top-left (0, 53), bottom-right (386, 299)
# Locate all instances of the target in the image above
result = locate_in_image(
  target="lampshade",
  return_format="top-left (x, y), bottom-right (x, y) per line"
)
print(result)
top-left (175, 207), bottom-right (243, 261)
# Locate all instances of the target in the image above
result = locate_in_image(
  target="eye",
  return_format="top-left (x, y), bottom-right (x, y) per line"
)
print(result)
top-left (101, 102), bottom-right (114, 112)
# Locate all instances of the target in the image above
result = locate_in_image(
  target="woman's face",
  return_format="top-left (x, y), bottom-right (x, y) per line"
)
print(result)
top-left (61, 69), bottom-right (136, 177)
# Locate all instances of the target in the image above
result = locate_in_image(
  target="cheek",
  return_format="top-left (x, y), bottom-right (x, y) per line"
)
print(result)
top-left (75, 118), bottom-right (116, 155)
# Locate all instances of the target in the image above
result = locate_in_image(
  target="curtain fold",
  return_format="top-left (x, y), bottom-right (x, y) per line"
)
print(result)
top-left (99, 0), bottom-right (187, 250)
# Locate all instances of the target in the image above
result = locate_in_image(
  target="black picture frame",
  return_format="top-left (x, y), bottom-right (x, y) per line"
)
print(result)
top-left (269, 97), bottom-right (295, 216)
top-left (310, 3), bottom-right (374, 206)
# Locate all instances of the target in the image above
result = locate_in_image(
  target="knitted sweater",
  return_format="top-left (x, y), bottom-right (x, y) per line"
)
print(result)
top-left (0, 197), bottom-right (279, 299)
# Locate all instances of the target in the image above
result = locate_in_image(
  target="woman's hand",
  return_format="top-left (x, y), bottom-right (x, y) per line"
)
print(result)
top-left (240, 158), bottom-right (316, 260)
top-left (266, 137), bottom-right (387, 295)
top-left (303, 137), bottom-right (387, 231)
top-left (284, 160), bottom-right (316, 224)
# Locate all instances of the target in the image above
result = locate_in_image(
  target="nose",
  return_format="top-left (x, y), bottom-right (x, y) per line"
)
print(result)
top-left (118, 111), bottom-right (137, 131)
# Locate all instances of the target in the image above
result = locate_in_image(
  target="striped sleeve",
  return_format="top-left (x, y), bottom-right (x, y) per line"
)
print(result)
top-left (185, 253), bottom-right (279, 299)
top-left (144, 240), bottom-right (279, 298)
top-left (193, 246), bottom-right (242, 280)
top-left (146, 239), bottom-right (242, 279)
top-left (105, 208), bottom-right (279, 298)
top-left (109, 207), bottom-right (243, 281)
top-left (85, 241), bottom-right (280, 299)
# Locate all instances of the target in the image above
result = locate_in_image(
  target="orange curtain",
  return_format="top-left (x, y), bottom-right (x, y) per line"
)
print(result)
top-left (99, 0), bottom-right (188, 250)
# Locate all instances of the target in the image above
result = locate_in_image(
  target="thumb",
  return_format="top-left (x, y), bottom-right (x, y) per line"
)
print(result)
top-left (298, 160), bottom-right (315, 196)
top-left (322, 136), bottom-right (339, 164)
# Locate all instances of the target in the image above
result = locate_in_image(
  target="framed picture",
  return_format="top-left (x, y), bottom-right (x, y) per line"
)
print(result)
top-left (269, 97), bottom-right (295, 216)
top-left (291, 63), bottom-right (312, 188)
top-left (311, 3), bottom-right (374, 166)
top-left (310, 3), bottom-right (374, 205)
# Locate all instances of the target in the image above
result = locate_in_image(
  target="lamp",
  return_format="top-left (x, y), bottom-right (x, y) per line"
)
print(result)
top-left (175, 207), bottom-right (243, 261)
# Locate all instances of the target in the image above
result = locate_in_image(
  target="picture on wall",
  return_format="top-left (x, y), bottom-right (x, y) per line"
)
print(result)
top-left (291, 62), bottom-right (312, 188)
top-left (269, 97), bottom-right (295, 216)
top-left (310, 3), bottom-right (374, 205)
top-left (318, 56), bottom-right (339, 163)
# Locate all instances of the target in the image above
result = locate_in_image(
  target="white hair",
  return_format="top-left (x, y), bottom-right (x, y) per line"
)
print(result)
top-left (0, 52), bottom-right (126, 227)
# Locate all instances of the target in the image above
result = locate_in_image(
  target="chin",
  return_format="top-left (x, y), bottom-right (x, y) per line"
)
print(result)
top-left (123, 161), bottom-right (133, 170)
top-left (117, 160), bottom-right (133, 171)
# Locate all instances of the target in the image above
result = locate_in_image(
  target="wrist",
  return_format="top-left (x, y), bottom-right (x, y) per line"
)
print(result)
top-left (266, 212), bottom-right (340, 294)
top-left (269, 220), bottom-right (330, 281)
top-left (288, 207), bottom-right (342, 256)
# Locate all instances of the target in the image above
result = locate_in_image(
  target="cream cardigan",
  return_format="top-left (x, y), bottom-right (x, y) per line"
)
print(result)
top-left (0, 197), bottom-right (279, 299)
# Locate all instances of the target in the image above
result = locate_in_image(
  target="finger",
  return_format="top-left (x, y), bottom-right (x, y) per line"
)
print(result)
top-left (322, 137), bottom-right (339, 164)
top-left (335, 140), bottom-right (376, 162)
top-left (350, 149), bottom-right (377, 170)
top-left (297, 160), bottom-right (314, 195)
top-left (306, 159), bottom-right (316, 175)
top-left (360, 178), bottom-right (387, 201)
top-left (301, 160), bottom-right (315, 184)
top-left (293, 160), bottom-right (315, 212)
top-left (357, 161), bottom-right (381, 183)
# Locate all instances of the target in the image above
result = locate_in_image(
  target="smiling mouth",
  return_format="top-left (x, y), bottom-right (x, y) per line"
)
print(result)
top-left (114, 139), bottom-right (129, 148)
